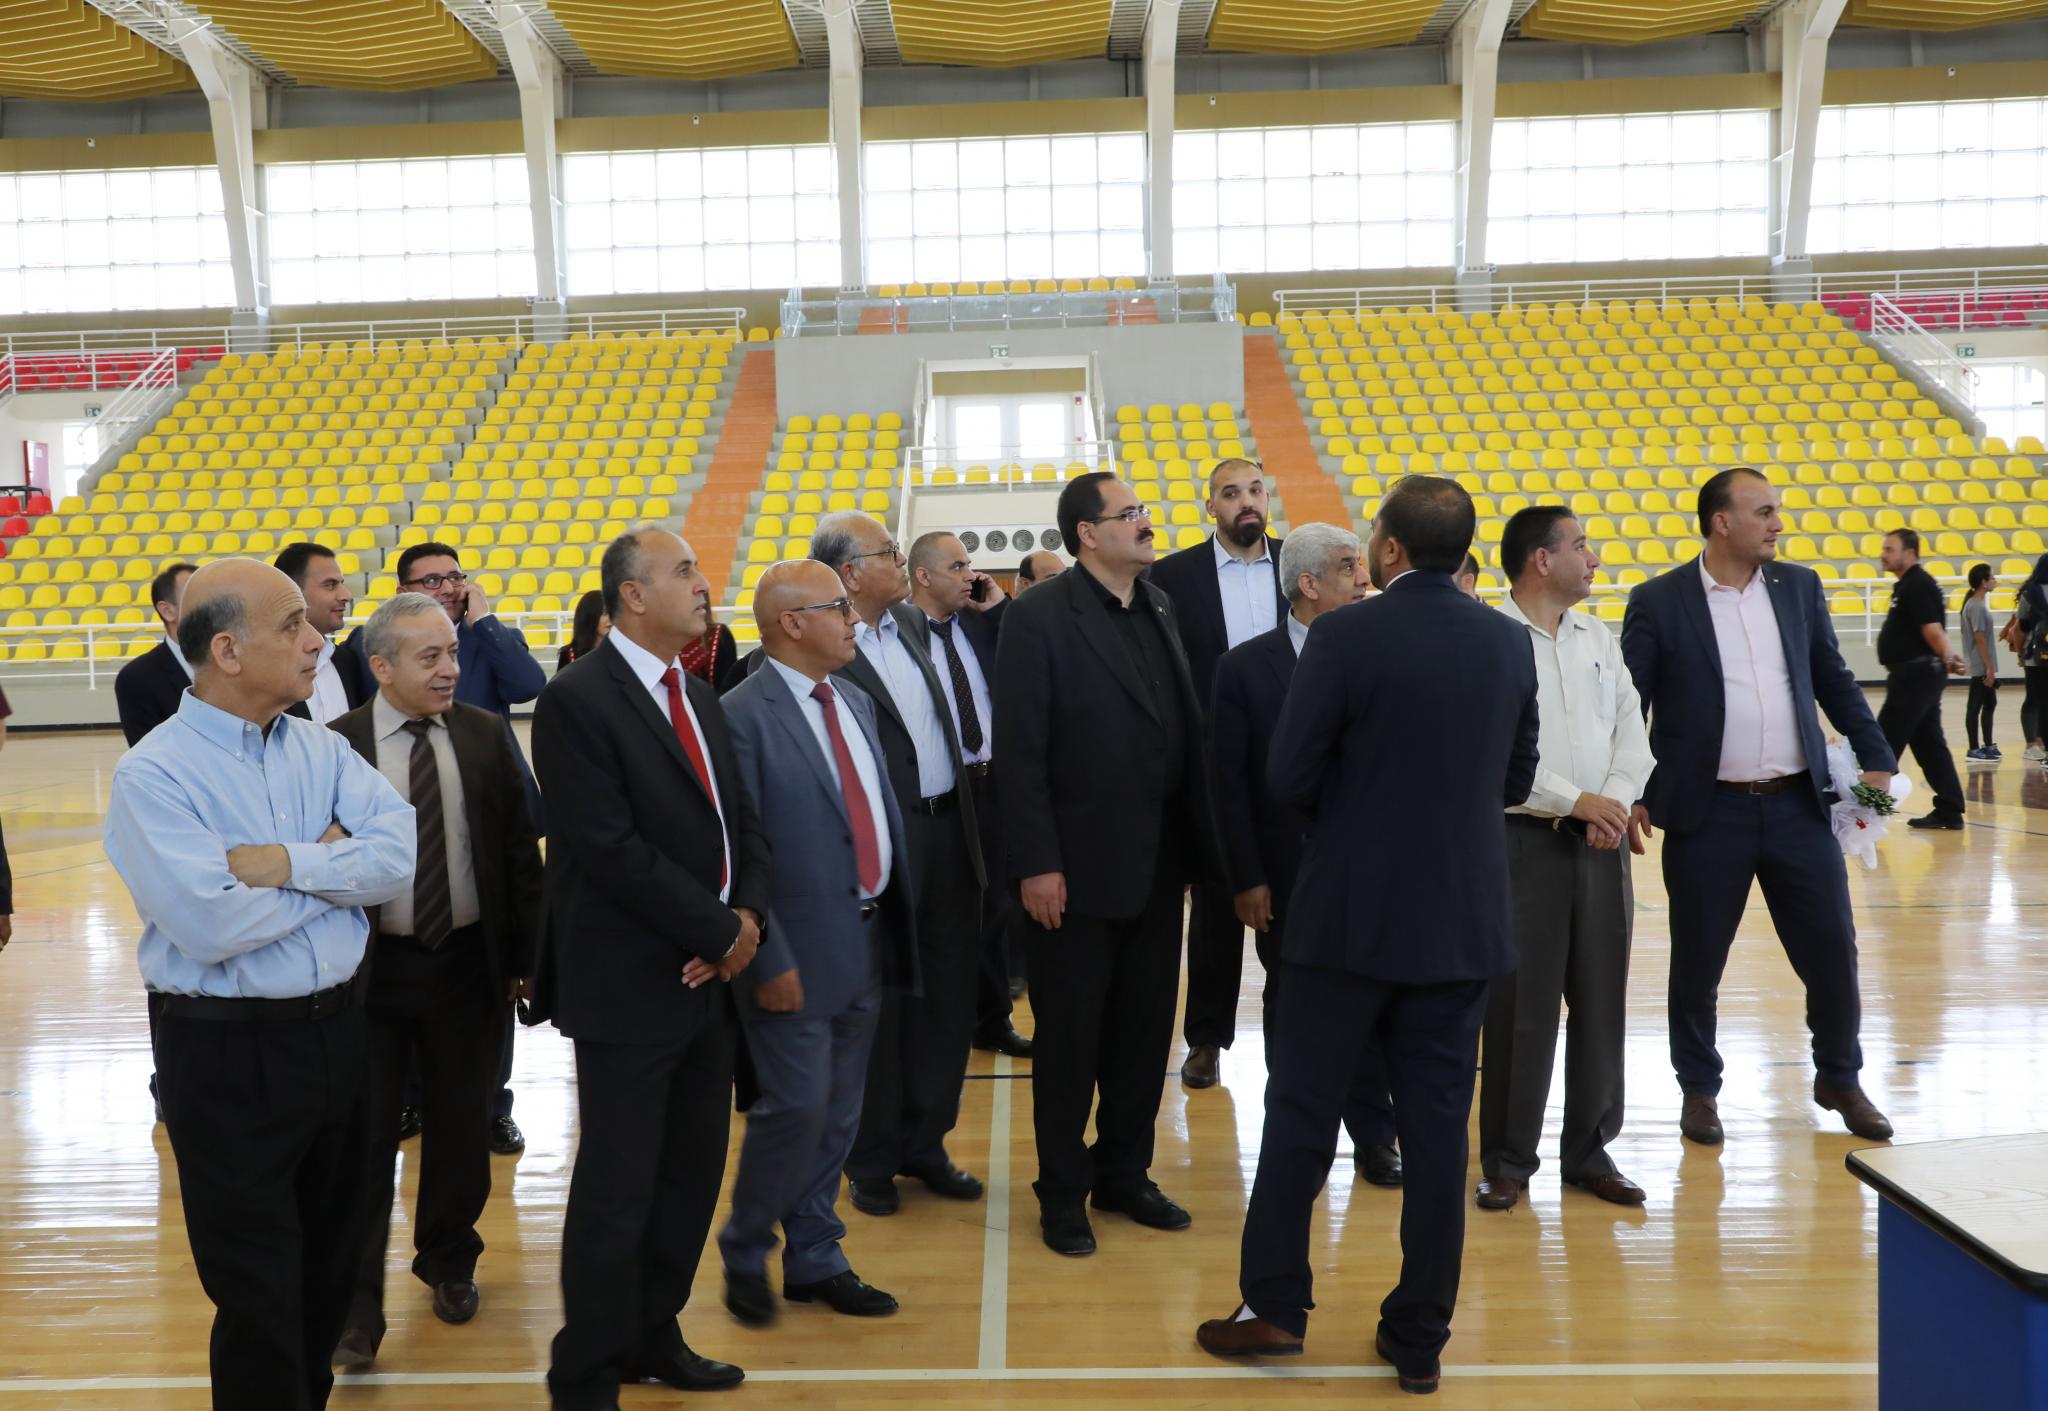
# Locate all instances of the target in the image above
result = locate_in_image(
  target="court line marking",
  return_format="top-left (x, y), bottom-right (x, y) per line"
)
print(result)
top-left (0, 1363), bottom-right (1879, 1393)
top-left (977, 1052), bottom-right (1013, 1372)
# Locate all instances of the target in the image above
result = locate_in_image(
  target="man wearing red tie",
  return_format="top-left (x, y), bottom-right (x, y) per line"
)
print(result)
top-left (532, 528), bottom-right (769, 1411)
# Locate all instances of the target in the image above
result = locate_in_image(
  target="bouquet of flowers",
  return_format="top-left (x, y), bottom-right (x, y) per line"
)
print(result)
top-left (1825, 739), bottom-right (1912, 869)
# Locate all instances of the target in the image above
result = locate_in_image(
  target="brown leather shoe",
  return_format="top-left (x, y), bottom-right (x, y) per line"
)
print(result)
top-left (1196, 1305), bottom-right (1302, 1357)
top-left (1375, 1329), bottom-right (1440, 1394)
top-left (1681, 1093), bottom-right (1724, 1145)
top-left (1474, 1175), bottom-right (1522, 1210)
top-left (1180, 1044), bottom-right (1220, 1089)
top-left (1565, 1171), bottom-right (1647, 1206)
top-left (1814, 1080), bottom-right (1893, 1140)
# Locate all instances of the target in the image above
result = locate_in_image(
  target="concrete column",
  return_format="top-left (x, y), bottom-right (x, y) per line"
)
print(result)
top-left (499, 1), bottom-right (567, 311)
top-left (825, 0), bottom-right (865, 291)
top-left (175, 31), bottom-right (266, 315)
top-left (1769, 0), bottom-right (1847, 275)
top-left (1144, 0), bottom-right (1180, 280)
top-left (1451, 0), bottom-right (1512, 286)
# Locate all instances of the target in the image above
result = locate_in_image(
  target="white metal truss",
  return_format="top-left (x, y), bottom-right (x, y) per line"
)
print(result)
top-left (83, 0), bottom-right (292, 85)
top-left (852, 0), bottom-right (900, 66)
top-left (1106, 0), bottom-right (1151, 59)
top-left (779, 0), bottom-right (834, 66)
top-left (440, 1), bottom-right (601, 78)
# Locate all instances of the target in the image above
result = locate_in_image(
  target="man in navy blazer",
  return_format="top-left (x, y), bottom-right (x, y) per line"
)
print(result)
top-left (115, 561), bottom-right (198, 747)
top-left (1620, 467), bottom-right (1897, 1146)
top-left (1197, 475), bottom-right (1539, 1397)
top-left (716, 560), bottom-right (917, 1327)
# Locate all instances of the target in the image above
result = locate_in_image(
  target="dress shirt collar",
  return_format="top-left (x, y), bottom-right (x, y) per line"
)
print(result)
top-left (1286, 611), bottom-right (1311, 656)
top-left (1072, 561), bottom-right (1134, 611)
top-left (765, 653), bottom-right (827, 702)
top-left (1381, 568), bottom-right (1418, 591)
top-left (1698, 556), bottom-right (1763, 597)
top-left (174, 689), bottom-right (291, 757)
top-left (317, 638), bottom-right (336, 670)
top-left (372, 691), bottom-right (447, 743)
top-left (607, 625), bottom-right (681, 692)
top-left (1498, 590), bottom-right (1592, 643)
top-left (1212, 533), bottom-right (1275, 571)
top-left (853, 611), bottom-right (899, 646)
top-left (169, 636), bottom-right (196, 681)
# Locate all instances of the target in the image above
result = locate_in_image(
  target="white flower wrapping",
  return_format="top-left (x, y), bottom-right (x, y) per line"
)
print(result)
top-left (1824, 739), bottom-right (1913, 869)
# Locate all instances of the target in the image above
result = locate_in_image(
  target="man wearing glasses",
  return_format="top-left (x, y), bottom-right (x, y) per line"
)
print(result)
top-left (808, 512), bottom-right (988, 1222)
top-left (994, 473), bottom-right (1216, 1258)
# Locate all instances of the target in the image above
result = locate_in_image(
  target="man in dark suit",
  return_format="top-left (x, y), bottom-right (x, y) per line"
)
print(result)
top-left (1197, 475), bottom-right (1539, 1397)
top-left (1207, 522), bottom-right (1399, 1189)
top-left (533, 527), bottom-right (766, 1411)
top-left (328, 593), bottom-right (542, 1372)
top-left (1144, 457), bottom-right (1286, 1090)
top-left (905, 530), bottom-right (1032, 1059)
top-left (115, 560), bottom-right (198, 747)
top-left (809, 512), bottom-right (988, 1218)
top-left (1620, 467), bottom-right (1897, 1146)
top-left (996, 472), bottom-right (1216, 1258)
top-left (278, 542), bottom-right (374, 726)
top-left (717, 560), bottom-right (917, 1327)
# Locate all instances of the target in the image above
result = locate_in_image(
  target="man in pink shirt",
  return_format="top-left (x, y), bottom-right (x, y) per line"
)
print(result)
top-left (1621, 468), bottom-right (1898, 1146)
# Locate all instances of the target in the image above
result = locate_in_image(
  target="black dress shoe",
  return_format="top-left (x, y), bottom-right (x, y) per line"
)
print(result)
top-left (431, 1279), bottom-right (479, 1324)
top-left (783, 1269), bottom-right (899, 1317)
top-left (1039, 1204), bottom-right (1095, 1256)
top-left (1357, 1144), bottom-right (1403, 1187)
top-left (1376, 1328), bottom-right (1441, 1394)
top-left (489, 1116), bottom-right (525, 1155)
top-left (629, 1347), bottom-right (745, 1391)
top-left (904, 1162), bottom-right (984, 1200)
top-left (332, 1328), bottom-right (376, 1373)
top-left (1090, 1181), bottom-right (1191, 1231)
top-left (973, 1025), bottom-right (1035, 1058)
top-left (723, 1268), bottom-right (776, 1327)
top-left (848, 1175), bottom-right (900, 1215)
top-left (396, 1105), bottom-right (422, 1141)
top-left (1908, 812), bottom-right (1965, 831)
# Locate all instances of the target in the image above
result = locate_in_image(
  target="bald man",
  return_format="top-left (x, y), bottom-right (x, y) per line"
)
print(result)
top-left (716, 561), bottom-right (917, 1324)
top-left (104, 558), bottom-right (417, 1411)
top-left (1017, 550), bottom-right (1065, 591)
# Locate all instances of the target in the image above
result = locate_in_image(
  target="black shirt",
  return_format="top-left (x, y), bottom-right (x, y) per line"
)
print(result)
top-left (1073, 562), bottom-right (1188, 801)
top-left (1879, 563), bottom-right (1945, 669)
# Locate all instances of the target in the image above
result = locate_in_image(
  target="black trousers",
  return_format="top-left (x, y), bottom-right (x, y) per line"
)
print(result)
top-left (548, 1015), bottom-right (734, 1411)
top-left (1253, 921), bottom-right (1396, 1152)
top-left (1182, 880), bottom-right (1245, 1050)
top-left (1879, 658), bottom-right (1965, 818)
top-left (1240, 963), bottom-right (1487, 1369)
top-left (348, 931), bottom-right (501, 1345)
top-left (968, 769), bottom-right (1018, 1034)
top-left (402, 1000), bottom-right (516, 1120)
top-left (1024, 866), bottom-right (1184, 1206)
top-left (2024, 664), bottom-right (2048, 745)
top-left (154, 1000), bottom-right (370, 1411)
top-left (1966, 678), bottom-right (1999, 751)
top-left (849, 809), bottom-right (982, 1181)
top-left (1662, 788), bottom-right (1863, 1095)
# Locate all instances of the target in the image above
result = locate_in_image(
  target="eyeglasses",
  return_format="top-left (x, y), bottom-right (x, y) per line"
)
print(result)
top-left (786, 596), bottom-right (855, 619)
top-left (401, 571), bottom-right (467, 591)
top-left (851, 543), bottom-right (905, 563)
top-left (1087, 506), bottom-right (1151, 526)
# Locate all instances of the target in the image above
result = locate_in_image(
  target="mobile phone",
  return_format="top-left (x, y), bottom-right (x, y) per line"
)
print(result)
top-left (969, 575), bottom-right (989, 603)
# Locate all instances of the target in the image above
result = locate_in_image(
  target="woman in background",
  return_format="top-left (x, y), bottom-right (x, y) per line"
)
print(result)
top-left (557, 589), bottom-right (610, 670)
top-left (680, 605), bottom-right (739, 693)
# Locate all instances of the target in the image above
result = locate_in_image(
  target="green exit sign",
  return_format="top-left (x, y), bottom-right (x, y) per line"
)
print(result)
top-left (1958, 344), bottom-right (1977, 357)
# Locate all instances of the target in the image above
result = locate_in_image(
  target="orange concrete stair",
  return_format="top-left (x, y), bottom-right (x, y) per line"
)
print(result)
top-left (689, 346), bottom-right (777, 594)
top-left (1242, 333), bottom-right (1350, 530)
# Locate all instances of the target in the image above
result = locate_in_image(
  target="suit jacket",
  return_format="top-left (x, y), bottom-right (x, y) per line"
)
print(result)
top-left (1209, 621), bottom-right (1307, 904)
top-left (901, 598), bottom-right (1002, 751)
top-left (329, 699), bottom-right (545, 1001)
top-left (1268, 571), bottom-right (1540, 985)
top-left (114, 640), bottom-right (190, 747)
top-left (1146, 533), bottom-right (1287, 708)
top-left (528, 636), bottom-right (772, 1044)
top-left (721, 664), bottom-right (918, 1021)
top-left (1621, 556), bottom-right (1896, 836)
top-left (994, 561), bottom-right (1218, 918)
top-left (834, 601), bottom-right (986, 890)
top-left (285, 636), bottom-right (375, 723)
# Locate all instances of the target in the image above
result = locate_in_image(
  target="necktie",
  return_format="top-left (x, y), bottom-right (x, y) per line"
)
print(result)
top-left (811, 682), bottom-right (884, 895)
top-left (927, 617), bottom-right (984, 756)
top-left (402, 720), bottom-right (454, 949)
top-left (660, 667), bottom-right (728, 890)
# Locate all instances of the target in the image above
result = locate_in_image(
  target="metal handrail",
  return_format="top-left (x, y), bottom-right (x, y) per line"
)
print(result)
top-left (1868, 292), bottom-right (1979, 410)
top-left (88, 348), bottom-right (183, 456)
top-left (783, 276), bottom-right (1235, 337)
top-left (901, 440), bottom-right (1120, 489)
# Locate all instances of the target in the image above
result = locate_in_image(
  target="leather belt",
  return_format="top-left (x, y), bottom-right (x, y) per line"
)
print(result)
top-left (858, 900), bottom-right (881, 921)
top-left (157, 977), bottom-right (360, 1024)
top-left (1506, 812), bottom-right (1588, 837)
top-left (1716, 771), bottom-right (1809, 797)
top-left (911, 787), bottom-right (959, 815)
top-left (961, 761), bottom-right (992, 781)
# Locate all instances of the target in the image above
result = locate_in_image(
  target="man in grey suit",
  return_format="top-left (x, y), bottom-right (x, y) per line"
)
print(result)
top-left (716, 560), bottom-right (919, 1329)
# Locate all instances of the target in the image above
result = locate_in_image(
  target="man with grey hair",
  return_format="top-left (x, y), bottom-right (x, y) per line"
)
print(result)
top-left (328, 593), bottom-right (545, 1370)
top-left (811, 511), bottom-right (989, 1218)
top-left (104, 558), bottom-right (416, 1411)
top-left (1209, 524), bottom-right (1401, 1188)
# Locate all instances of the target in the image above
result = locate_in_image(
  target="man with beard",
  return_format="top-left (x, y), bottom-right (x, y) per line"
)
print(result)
top-left (276, 543), bottom-right (374, 725)
top-left (1145, 458), bottom-right (1286, 1091)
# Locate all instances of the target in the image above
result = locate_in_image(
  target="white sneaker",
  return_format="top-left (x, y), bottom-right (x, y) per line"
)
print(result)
top-left (2026, 745), bottom-right (2047, 764)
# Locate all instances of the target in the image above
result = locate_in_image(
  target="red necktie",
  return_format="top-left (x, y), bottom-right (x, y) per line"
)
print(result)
top-left (810, 681), bottom-right (884, 895)
top-left (661, 667), bottom-right (728, 890)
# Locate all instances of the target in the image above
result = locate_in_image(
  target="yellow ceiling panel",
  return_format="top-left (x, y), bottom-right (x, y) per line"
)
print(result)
top-left (893, 0), bottom-right (1113, 67)
top-left (1845, 0), bottom-right (2048, 26)
top-left (546, 0), bottom-right (799, 80)
top-left (1206, 0), bottom-right (1441, 55)
top-left (0, 0), bottom-right (195, 100)
top-left (186, 0), bottom-right (497, 91)
top-left (1518, 0), bottom-right (1759, 43)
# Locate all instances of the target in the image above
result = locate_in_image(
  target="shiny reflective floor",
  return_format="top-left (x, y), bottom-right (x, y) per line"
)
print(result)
top-left (2, 694), bottom-right (2045, 1408)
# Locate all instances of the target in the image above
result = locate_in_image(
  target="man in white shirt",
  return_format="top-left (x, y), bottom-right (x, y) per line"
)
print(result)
top-left (1478, 508), bottom-right (1656, 1213)
top-left (276, 542), bottom-right (371, 725)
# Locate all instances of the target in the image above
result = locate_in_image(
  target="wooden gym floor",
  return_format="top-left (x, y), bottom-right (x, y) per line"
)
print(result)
top-left (2, 689), bottom-right (2043, 1409)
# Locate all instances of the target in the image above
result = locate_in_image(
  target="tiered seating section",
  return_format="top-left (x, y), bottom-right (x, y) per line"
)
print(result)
top-left (0, 346), bottom-right (222, 393)
top-left (1268, 298), bottom-right (2047, 617)
top-left (1824, 290), bottom-right (2048, 332)
top-left (874, 276), bottom-right (1139, 298)
top-left (1115, 401), bottom-right (1260, 549)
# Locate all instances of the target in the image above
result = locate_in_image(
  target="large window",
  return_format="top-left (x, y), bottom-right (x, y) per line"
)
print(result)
top-left (0, 166), bottom-right (234, 315)
top-left (266, 156), bottom-right (534, 305)
top-left (1975, 362), bottom-right (2047, 449)
top-left (1172, 123), bottom-right (1455, 275)
top-left (864, 134), bottom-right (1146, 286)
top-left (563, 146), bottom-right (839, 295)
top-left (1488, 110), bottom-right (1768, 264)
top-left (1810, 99), bottom-right (2048, 254)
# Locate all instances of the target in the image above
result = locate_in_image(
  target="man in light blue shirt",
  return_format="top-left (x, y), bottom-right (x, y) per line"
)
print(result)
top-left (104, 557), bottom-right (414, 1411)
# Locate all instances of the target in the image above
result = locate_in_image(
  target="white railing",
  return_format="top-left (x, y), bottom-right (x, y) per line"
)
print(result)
top-left (87, 348), bottom-right (183, 456)
top-left (0, 346), bottom-right (199, 399)
top-left (1868, 292), bottom-right (1979, 410)
top-left (901, 440), bottom-right (1121, 490)
top-left (782, 276), bottom-right (1237, 337)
